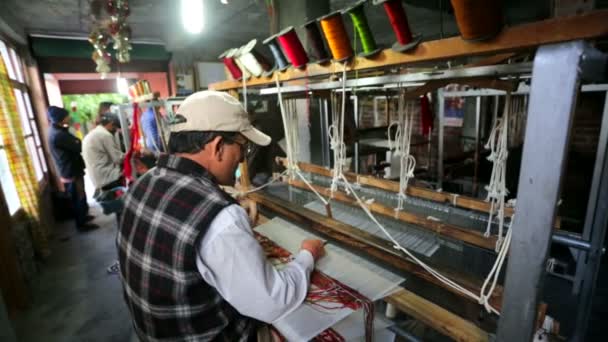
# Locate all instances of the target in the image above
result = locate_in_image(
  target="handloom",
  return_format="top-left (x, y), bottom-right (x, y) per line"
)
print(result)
top-left (238, 71), bottom-right (512, 328)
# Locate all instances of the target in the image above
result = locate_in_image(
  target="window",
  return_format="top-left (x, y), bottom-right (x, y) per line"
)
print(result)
top-left (0, 139), bottom-right (20, 215)
top-left (0, 40), bottom-right (46, 181)
top-left (0, 39), bottom-right (48, 214)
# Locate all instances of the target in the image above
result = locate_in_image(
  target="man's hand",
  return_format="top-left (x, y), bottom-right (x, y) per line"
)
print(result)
top-left (300, 239), bottom-right (326, 262)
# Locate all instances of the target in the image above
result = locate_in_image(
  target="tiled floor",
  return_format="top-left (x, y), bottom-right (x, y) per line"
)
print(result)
top-left (13, 201), bottom-right (132, 342)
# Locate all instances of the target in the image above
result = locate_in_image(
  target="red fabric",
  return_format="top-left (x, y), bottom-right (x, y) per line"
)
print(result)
top-left (255, 232), bottom-right (374, 342)
top-left (124, 102), bottom-right (142, 182)
top-left (420, 94), bottom-right (434, 136)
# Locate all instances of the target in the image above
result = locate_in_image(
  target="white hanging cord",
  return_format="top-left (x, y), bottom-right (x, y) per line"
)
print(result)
top-left (324, 78), bottom-right (510, 315)
top-left (232, 170), bottom-right (289, 197)
top-left (276, 75), bottom-right (298, 177)
top-left (387, 91), bottom-right (417, 210)
top-left (338, 171), bottom-right (510, 315)
top-left (275, 75), bottom-right (329, 206)
top-left (484, 92), bottom-right (511, 251)
top-left (328, 64), bottom-right (349, 195)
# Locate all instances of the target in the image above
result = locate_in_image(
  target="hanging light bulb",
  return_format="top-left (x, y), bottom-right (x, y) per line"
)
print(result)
top-left (181, 0), bottom-right (204, 34)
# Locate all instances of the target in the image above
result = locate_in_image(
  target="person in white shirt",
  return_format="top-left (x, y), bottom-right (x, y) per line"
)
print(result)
top-left (82, 112), bottom-right (125, 191)
top-left (117, 90), bottom-right (326, 341)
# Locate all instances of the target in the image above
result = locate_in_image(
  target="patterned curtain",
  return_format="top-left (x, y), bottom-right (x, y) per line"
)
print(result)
top-left (0, 57), bottom-right (48, 256)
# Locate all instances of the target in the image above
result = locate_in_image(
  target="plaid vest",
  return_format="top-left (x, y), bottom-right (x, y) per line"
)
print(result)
top-left (117, 155), bottom-right (255, 341)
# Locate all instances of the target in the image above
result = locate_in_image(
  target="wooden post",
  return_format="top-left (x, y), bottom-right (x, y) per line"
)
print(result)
top-left (0, 190), bottom-right (28, 314)
top-left (278, 158), bottom-right (562, 229)
top-left (386, 288), bottom-right (490, 342)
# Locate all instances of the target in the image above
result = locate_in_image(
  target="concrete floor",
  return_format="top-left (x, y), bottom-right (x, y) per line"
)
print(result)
top-left (13, 201), bottom-right (133, 342)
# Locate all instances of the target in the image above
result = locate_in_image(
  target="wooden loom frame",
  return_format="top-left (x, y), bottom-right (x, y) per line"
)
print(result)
top-left (212, 10), bottom-right (608, 342)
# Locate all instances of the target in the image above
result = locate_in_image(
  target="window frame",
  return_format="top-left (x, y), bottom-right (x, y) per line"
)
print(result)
top-left (0, 38), bottom-right (49, 217)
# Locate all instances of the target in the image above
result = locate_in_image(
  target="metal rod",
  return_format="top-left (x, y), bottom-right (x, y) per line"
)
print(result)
top-left (321, 98), bottom-right (330, 167)
top-left (437, 88), bottom-right (445, 189)
top-left (473, 96), bottom-right (481, 196)
top-left (551, 231), bottom-right (591, 251)
top-left (492, 95), bottom-right (499, 125)
top-left (444, 83), bottom-right (608, 97)
top-left (259, 63), bottom-right (533, 95)
top-left (353, 94), bottom-right (360, 174)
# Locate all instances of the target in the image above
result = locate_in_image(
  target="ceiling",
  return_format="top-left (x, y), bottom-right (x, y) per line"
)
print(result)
top-left (3, 0), bottom-right (605, 65)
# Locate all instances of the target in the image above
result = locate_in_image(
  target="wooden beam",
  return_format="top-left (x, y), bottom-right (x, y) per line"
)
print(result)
top-left (287, 178), bottom-right (498, 251)
top-left (277, 158), bottom-right (515, 216)
top-left (209, 10), bottom-right (608, 91)
top-left (386, 288), bottom-right (489, 342)
top-left (248, 191), bottom-right (504, 310)
top-left (467, 53), bottom-right (518, 67)
top-left (279, 159), bottom-right (562, 229)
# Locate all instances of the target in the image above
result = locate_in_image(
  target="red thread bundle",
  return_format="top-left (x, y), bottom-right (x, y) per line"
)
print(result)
top-left (383, 0), bottom-right (414, 45)
top-left (277, 26), bottom-right (309, 69)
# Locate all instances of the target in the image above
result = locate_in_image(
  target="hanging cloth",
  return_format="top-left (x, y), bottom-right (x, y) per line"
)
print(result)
top-left (124, 102), bottom-right (142, 183)
top-left (420, 94), bottom-right (433, 136)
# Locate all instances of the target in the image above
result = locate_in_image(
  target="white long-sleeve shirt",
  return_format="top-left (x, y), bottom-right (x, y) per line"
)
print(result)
top-left (196, 204), bottom-right (314, 323)
top-left (82, 125), bottom-right (125, 188)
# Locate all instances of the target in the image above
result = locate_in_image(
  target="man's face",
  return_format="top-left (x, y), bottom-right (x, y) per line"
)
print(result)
top-left (214, 134), bottom-right (246, 185)
top-left (60, 115), bottom-right (71, 127)
top-left (108, 123), bottom-right (120, 134)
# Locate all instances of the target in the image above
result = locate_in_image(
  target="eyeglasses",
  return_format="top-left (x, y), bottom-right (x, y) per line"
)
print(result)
top-left (224, 135), bottom-right (254, 160)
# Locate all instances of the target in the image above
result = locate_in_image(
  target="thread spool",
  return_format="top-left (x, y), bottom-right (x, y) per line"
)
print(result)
top-left (376, 0), bottom-right (421, 52)
top-left (219, 48), bottom-right (243, 80)
top-left (253, 50), bottom-right (274, 77)
top-left (237, 39), bottom-right (274, 77)
top-left (344, 0), bottom-right (380, 58)
top-left (277, 26), bottom-right (309, 69)
top-left (227, 48), bottom-right (250, 80)
top-left (302, 19), bottom-right (330, 64)
top-left (263, 34), bottom-right (290, 72)
top-left (318, 11), bottom-right (353, 63)
top-left (451, 0), bottom-right (503, 41)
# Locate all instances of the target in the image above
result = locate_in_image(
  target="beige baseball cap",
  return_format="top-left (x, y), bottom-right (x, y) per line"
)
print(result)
top-left (171, 90), bottom-right (271, 146)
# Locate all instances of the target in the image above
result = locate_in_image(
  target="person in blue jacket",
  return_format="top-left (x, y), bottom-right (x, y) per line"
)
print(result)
top-left (47, 106), bottom-right (98, 231)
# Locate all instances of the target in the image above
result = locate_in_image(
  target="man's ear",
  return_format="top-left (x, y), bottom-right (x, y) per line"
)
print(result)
top-left (208, 135), bottom-right (224, 161)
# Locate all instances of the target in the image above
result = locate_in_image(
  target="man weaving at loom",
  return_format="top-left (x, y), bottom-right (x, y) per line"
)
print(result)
top-left (116, 90), bottom-right (326, 341)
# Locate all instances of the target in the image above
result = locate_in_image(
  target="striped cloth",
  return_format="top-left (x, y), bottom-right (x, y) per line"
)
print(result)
top-left (0, 58), bottom-right (48, 256)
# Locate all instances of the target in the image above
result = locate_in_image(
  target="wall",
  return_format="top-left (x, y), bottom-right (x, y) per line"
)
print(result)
top-left (561, 91), bottom-right (607, 223)
top-left (43, 74), bottom-right (63, 107)
top-left (58, 79), bottom-right (117, 95)
top-left (137, 72), bottom-right (170, 98)
top-left (570, 92), bottom-right (605, 158)
top-left (0, 294), bottom-right (16, 342)
top-left (0, 188), bottom-right (28, 316)
top-left (56, 72), bottom-right (169, 97)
